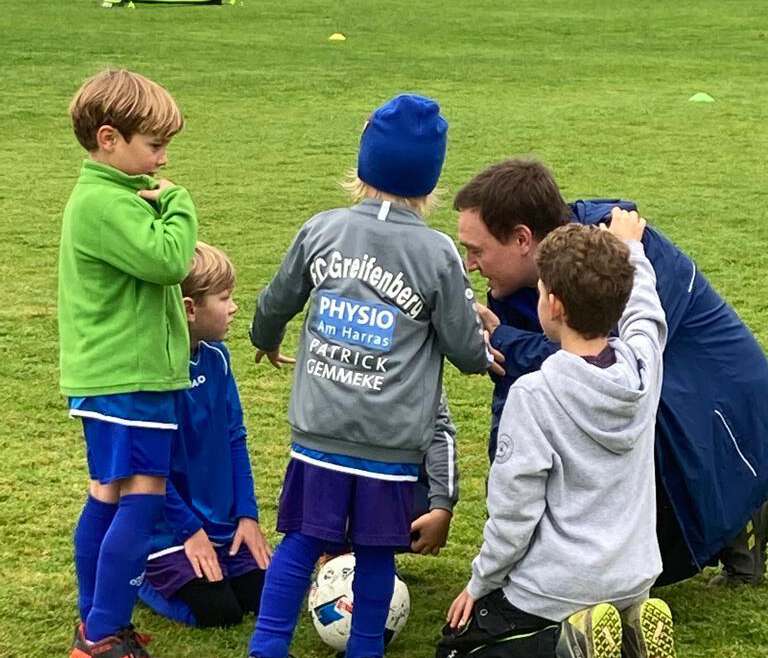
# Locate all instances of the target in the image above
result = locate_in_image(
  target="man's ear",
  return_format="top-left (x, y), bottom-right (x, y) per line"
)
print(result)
top-left (95, 125), bottom-right (120, 152)
top-left (183, 297), bottom-right (196, 323)
top-left (510, 224), bottom-right (535, 253)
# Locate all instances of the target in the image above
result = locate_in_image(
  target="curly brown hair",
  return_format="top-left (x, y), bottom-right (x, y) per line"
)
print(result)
top-left (536, 224), bottom-right (634, 339)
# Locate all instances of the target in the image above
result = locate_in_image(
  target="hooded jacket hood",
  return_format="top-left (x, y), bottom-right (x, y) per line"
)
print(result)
top-left (540, 340), bottom-right (654, 455)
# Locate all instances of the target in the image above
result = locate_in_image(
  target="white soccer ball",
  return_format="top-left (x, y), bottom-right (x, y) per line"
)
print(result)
top-left (307, 553), bottom-right (410, 652)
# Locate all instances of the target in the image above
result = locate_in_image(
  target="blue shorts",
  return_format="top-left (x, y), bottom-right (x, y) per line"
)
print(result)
top-left (277, 458), bottom-right (415, 548)
top-left (70, 392), bottom-right (178, 484)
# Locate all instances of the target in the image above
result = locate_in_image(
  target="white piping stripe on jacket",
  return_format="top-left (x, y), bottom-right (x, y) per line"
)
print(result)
top-left (714, 409), bottom-right (757, 478)
top-left (377, 200), bottom-right (391, 221)
top-left (688, 263), bottom-right (696, 293)
top-left (444, 430), bottom-right (456, 499)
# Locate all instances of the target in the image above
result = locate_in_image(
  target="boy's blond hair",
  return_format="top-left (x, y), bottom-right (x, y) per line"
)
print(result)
top-left (182, 242), bottom-right (236, 302)
top-left (341, 170), bottom-right (439, 216)
top-left (70, 69), bottom-right (184, 151)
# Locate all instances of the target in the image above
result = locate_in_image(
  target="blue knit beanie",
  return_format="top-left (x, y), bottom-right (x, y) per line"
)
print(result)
top-left (357, 94), bottom-right (448, 198)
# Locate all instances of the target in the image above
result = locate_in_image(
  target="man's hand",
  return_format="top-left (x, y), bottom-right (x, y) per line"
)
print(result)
top-left (184, 528), bottom-right (223, 582)
top-left (137, 178), bottom-right (174, 203)
top-left (605, 207), bottom-right (646, 242)
top-left (230, 518), bottom-right (272, 569)
top-left (410, 508), bottom-right (452, 555)
top-left (475, 303), bottom-right (500, 335)
top-left (447, 588), bottom-right (476, 629)
top-left (254, 348), bottom-right (296, 369)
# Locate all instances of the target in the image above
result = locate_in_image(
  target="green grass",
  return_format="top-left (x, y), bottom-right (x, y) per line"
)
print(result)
top-left (1, 1), bottom-right (767, 656)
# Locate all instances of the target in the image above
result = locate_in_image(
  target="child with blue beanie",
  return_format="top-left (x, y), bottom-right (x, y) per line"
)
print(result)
top-left (247, 94), bottom-right (491, 658)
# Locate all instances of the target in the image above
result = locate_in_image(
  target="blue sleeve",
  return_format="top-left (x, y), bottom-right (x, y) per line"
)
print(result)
top-left (490, 324), bottom-right (558, 382)
top-left (164, 480), bottom-right (203, 543)
top-left (226, 364), bottom-right (259, 521)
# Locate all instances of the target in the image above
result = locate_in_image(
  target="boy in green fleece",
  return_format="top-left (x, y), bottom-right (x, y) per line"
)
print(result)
top-left (60, 69), bottom-right (197, 658)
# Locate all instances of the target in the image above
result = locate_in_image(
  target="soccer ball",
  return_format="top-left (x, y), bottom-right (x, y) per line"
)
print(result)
top-left (307, 553), bottom-right (410, 652)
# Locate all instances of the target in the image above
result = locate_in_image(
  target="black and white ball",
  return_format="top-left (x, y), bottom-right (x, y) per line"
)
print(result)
top-left (307, 553), bottom-right (410, 652)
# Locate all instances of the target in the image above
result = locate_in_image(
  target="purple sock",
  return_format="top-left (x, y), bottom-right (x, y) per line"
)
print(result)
top-left (85, 494), bottom-right (164, 642)
top-left (74, 496), bottom-right (118, 621)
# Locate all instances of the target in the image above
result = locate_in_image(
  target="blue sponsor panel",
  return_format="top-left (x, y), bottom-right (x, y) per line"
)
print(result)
top-left (314, 598), bottom-right (345, 625)
top-left (312, 293), bottom-right (398, 352)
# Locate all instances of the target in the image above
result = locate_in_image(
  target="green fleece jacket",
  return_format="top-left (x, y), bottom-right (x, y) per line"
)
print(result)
top-left (58, 160), bottom-right (198, 396)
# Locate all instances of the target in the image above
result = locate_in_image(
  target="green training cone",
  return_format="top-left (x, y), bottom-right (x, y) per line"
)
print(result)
top-left (689, 92), bottom-right (715, 103)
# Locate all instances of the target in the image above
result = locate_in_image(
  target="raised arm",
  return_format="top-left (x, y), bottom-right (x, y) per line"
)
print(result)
top-left (608, 208), bottom-right (667, 369)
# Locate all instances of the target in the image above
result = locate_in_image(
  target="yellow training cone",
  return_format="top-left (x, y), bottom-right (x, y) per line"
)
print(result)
top-left (328, 33), bottom-right (347, 42)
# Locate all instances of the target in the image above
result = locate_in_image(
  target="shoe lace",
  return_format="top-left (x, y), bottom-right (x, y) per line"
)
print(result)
top-left (117, 626), bottom-right (152, 658)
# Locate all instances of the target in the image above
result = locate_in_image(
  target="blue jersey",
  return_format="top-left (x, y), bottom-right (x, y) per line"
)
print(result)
top-left (488, 200), bottom-right (768, 568)
top-left (149, 341), bottom-right (259, 556)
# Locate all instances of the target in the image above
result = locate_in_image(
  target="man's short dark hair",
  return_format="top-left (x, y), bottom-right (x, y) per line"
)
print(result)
top-left (536, 224), bottom-right (635, 339)
top-left (453, 159), bottom-right (571, 242)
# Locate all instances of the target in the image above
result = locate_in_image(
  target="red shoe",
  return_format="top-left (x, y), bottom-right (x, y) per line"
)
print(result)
top-left (70, 623), bottom-right (154, 658)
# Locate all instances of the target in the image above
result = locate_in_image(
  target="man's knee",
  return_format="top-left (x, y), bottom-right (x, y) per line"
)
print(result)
top-left (176, 579), bottom-right (244, 628)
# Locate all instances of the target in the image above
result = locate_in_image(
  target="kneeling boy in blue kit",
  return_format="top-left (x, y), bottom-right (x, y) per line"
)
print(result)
top-left (440, 210), bottom-right (676, 658)
top-left (138, 242), bottom-right (272, 628)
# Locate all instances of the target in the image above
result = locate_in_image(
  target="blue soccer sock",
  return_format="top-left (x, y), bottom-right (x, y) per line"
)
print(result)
top-left (248, 532), bottom-right (325, 658)
top-left (85, 493), bottom-right (164, 642)
top-left (346, 545), bottom-right (395, 658)
top-left (74, 496), bottom-right (118, 621)
top-left (138, 581), bottom-right (197, 626)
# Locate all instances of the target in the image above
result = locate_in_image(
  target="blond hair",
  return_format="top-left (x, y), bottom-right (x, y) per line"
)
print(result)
top-left (340, 169), bottom-right (440, 216)
top-left (69, 69), bottom-right (184, 151)
top-left (182, 242), bottom-right (236, 302)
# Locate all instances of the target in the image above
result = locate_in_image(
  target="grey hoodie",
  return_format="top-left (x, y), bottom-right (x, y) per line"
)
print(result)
top-left (467, 241), bottom-right (667, 621)
top-left (250, 199), bottom-right (489, 465)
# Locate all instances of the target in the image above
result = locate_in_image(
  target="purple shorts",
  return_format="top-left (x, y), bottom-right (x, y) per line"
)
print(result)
top-left (277, 458), bottom-right (415, 548)
top-left (81, 417), bottom-right (173, 484)
top-left (145, 542), bottom-right (261, 599)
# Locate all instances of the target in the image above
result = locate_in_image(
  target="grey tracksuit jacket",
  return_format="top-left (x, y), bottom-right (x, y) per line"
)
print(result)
top-left (426, 393), bottom-right (460, 511)
top-left (250, 199), bottom-right (489, 465)
top-left (467, 241), bottom-right (667, 620)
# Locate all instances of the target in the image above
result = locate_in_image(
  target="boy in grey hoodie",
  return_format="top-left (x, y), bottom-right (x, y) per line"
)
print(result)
top-left (439, 210), bottom-right (676, 658)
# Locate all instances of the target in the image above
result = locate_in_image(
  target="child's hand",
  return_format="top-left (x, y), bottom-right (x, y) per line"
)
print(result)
top-left (484, 330), bottom-right (506, 377)
top-left (410, 508), bottom-right (452, 555)
top-left (447, 588), bottom-right (475, 629)
top-left (230, 518), bottom-right (272, 569)
top-left (254, 348), bottom-right (296, 369)
top-left (138, 178), bottom-right (175, 203)
top-left (184, 528), bottom-right (223, 582)
top-left (605, 207), bottom-right (646, 242)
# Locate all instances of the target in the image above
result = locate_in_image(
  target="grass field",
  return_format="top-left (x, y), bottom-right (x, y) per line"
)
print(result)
top-left (1, 1), bottom-right (767, 656)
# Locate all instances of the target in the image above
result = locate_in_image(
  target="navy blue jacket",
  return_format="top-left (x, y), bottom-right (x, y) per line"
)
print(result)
top-left (488, 200), bottom-right (768, 567)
